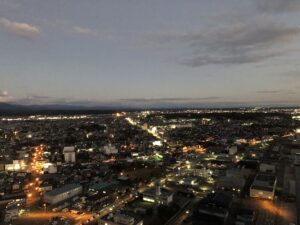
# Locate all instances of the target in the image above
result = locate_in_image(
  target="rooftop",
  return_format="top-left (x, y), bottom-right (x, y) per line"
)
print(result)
top-left (44, 184), bottom-right (81, 197)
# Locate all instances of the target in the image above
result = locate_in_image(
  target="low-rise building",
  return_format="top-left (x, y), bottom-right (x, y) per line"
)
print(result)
top-left (99, 211), bottom-right (143, 225)
top-left (63, 146), bottom-right (76, 163)
top-left (103, 144), bottom-right (118, 155)
top-left (44, 184), bottom-right (82, 205)
top-left (196, 191), bottom-right (233, 225)
top-left (259, 163), bottom-right (276, 173)
top-left (142, 182), bottom-right (173, 205)
top-left (250, 174), bottom-right (277, 200)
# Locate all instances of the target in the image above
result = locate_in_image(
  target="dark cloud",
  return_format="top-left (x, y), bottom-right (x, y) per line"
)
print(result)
top-left (256, 90), bottom-right (299, 95)
top-left (256, 90), bottom-right (281, 94)
top-left (150, 19), bottom-right (300, 66)
top-left (180, 52), bottom-right (282, 67)
top-left (120, 97), bottom-right (221, 103)
top-left (285, 71), bottom-right (300, 78)
top-left (15, 95), bottom-right (71, 105)
top-left (27, 95), bottom-right (51, 99)
top-left (254, 0), bottom-right (300, 12)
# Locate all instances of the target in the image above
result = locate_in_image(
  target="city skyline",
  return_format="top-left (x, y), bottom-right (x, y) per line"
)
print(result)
top-left (1, 0), bottom-right (300, 107)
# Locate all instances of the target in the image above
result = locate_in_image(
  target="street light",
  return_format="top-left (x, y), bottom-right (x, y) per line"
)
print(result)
top-left (43, 203), bottom-right (47, 212)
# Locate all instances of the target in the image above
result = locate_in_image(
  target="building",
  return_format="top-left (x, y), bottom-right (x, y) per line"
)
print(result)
top-left (44, 184), bottom-right (82, 205)
top-left (228, 146), bottom-right (237, 155)
top-left (295, 166), bottom-right (300, 225)
top-left (4, 160), bottom-right (27, 172)
top-left (295, 128), bottom-right (300, 141)
top-left (88, 181), bottom-right (119, 193)
top-left (259, 163), bottom-right (276, 173)
top-left (217, 176), bottom-right (245, 192)
top-left (295, 153), bottom-right (300, 166)
top-left (63, 146), bottom-right (76, 163)
top-left (99, 211), bottom-right (143, 225)
top-left (196, 191), bottom-right (233, 225)
top-left (193, 165), bottom-right (212, 178)
top-left (43, 163), bottom-right (57, 174)
top-left (142, 182), bottom-right (173, 205)
top-left (40, 184), bottom-right (53, 192)
top-left (179, 177), bottom-right (198, 186)
top-left (103, 144), bottom-right (118, 155)
top-left (250, 174), bottom-right (277, 200)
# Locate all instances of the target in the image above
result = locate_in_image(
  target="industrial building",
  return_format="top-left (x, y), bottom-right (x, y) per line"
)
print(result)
top-left (44, 184), bottom-right (82, 205)
top-left (250, 174), bottom-right (277, 200)
top-left (99, 211), bottom-right (143, 225)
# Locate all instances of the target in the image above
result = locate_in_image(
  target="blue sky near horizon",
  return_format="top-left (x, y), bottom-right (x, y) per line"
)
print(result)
top-left (0, 0), bottom-right (300, 106)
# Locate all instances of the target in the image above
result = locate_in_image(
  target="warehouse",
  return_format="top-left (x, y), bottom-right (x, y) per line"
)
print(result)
top-left (44, 184), bottom-right (82, 205)
top-left (250, 174), bottom-right (277, 200)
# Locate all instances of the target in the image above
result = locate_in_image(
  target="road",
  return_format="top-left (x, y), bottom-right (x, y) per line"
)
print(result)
top-left (26, 145), bottom-right (45, 206)
top-left (165, 197), bottom-right (199, 225)
top-left (125, 116), bottom-right (163, 140)
top-left (19, 211), bottom-right (95, 225)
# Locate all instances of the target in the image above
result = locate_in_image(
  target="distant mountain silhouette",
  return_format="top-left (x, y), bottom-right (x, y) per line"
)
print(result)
top-left (0, 102), bottom-right (124, 115)
top-left (0, 103), bottom-right (29, 112)
top-left (0, 101), bottom-right (297, 116)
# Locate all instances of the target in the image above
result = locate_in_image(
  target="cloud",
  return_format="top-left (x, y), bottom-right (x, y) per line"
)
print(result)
top-left (0, 17), bottom-right (40, 39)
top-left (70, 26), bottom-right (97, 36)
top-left (256, 90), bottom-right (299, 95)
top-left (0, 90), bottom-right (8, 97)
top-left (180, 52), bottom-right (282, 67)
top-left (120, 97), bottom-right (221, 103)
top-left (149, 19), bottom-right (300, 66)
top-left (254, 0), bottom-right (300, 12)
top-left (256, 90), bottom-right (281, 94)
top-left (0, 90), bottom-right (14, 102)
top-left (15, 95), bottom-right (56, 105)
top-left (27, 95), bottom-right (51, 100)
top-left (0, 0), bottom-right (20, 9)
top-left (285, 71), bottom-right (300, 78)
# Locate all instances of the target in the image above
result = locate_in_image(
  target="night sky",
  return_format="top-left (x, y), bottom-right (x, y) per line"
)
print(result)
top-left (0, 0), bottom-right (300, 107)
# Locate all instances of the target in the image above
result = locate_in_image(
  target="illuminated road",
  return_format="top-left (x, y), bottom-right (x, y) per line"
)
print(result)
top-left (26, 145), bottom-right (45, 206)
top-left (20, 211), bottom-right (95, 225)
top-left (125, 116), bottom-right (163, 140)
top-left (14, 145), bottom-right (97, 225)
top-left (97, 178), bottom-right (167, 220)
top-left (98, 195), bottom-right (134, 218)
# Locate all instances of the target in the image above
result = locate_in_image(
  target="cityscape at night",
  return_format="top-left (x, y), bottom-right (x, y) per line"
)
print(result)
top-left (0, 109), bottom-right (300, 225)
top-left (1, 0), bottom-right (300, 225)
